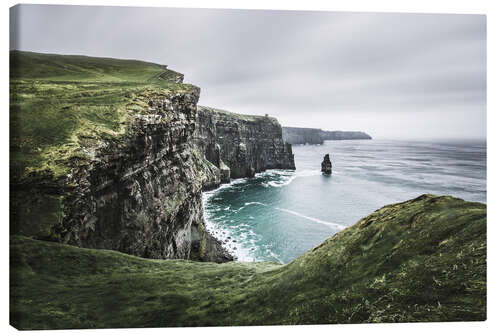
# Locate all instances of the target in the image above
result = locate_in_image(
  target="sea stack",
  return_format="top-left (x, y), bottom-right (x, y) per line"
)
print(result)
top-left (321, 154), bottom-right (332, 174)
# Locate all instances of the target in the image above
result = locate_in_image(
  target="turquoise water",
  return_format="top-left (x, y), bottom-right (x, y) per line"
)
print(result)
top-left (203, 139), bottom-right (486, 264)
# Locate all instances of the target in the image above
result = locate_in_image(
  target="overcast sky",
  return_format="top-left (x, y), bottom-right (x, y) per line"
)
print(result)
top-left (10, 5), bottom-right (486, 139)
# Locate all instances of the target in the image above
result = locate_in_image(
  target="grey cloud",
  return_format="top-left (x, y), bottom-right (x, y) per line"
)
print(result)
top-left (11, 5), bottom-right (486, 139)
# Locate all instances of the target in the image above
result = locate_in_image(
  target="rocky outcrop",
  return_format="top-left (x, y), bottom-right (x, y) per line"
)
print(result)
top-left (283, 126), bottom-right (372, 145)
top-left (11, 88), bottom-right (231, 263)
top-left (194, 106), bottom-right (295, 184)
top-left (321, 154), bottom-right (332, 174)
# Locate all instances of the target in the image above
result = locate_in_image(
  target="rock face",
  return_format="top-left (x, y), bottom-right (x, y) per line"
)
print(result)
top-left (281, 127), bottom-right (323, 145)
top-left (11, 88), bottom-right (232, 262)
top-left (194, 106), bottom-right (295, 182)
top-left (321, 154), bottom-right (332, 174)
top-left (320, 130), bottom-right (372, 141)
top-left (283, 126), bottom-right (372, 145)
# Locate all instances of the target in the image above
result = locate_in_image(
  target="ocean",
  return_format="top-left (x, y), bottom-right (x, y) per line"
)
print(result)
top-left (203, 139), bottom-right (486, 264)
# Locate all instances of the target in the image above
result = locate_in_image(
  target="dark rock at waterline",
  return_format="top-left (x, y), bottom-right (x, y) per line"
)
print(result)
top-left (321, 154), bottom-right (332, 175)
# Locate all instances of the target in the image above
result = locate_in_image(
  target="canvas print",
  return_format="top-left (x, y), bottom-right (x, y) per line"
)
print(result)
top-left (9, 4), bottom-right (486, 329)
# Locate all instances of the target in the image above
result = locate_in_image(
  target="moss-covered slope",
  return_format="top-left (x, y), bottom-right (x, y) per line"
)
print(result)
top-left (10, 194), bottom-right (486, 329)
top-left (10, 50), bottom-right (191, 181)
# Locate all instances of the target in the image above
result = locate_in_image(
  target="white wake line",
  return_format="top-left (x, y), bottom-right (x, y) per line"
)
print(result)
top-left (242, 202), bottom-right (344, 230)
top-left (235, 201), bottom-right (267, 212)
top-left (275, 207), bottom-right (344, 230)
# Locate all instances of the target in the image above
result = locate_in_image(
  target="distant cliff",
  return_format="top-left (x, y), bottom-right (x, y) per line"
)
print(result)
top-left (281, 127), bottom-right (324, 145)
top-left (283, 126), bottom-right (372, 145)
top-left (320, 130), bottom-right (372, 141)
top-left (194, 106), bottom-right (295, 184)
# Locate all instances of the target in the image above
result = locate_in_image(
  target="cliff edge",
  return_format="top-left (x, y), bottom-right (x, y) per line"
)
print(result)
top-left (283, 126), bottom-right (372, 145)
top-left (194, 106), bottom-right (295, 184)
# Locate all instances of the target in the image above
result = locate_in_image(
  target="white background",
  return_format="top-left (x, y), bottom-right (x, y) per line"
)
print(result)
top-left (2, 1), bottom-right (498, 332)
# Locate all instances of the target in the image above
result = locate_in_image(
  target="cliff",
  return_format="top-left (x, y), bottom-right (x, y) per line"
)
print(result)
top-left (283, 126), bottom-right (372, 145)
top-left (10, 194), bottom-right (486, 329)
top-left (281, 126), bottom-right (323, 145)
top-left (10, 51), bottom-right (294, 263)
top-left (194, 106), bottom-right (295, 183)
top-left (321, 130), bottom-right (372, 141)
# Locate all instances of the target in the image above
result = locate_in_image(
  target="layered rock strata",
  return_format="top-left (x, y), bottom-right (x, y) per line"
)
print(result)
top-left (321, 130), bottom-right (372, 141)
top-left (11, 89), bottom-right (232, 262)
top-left (283, 126), bottom-right (372, 145)
top-left (194, 106), bottom-right (295, 184)
top-left (282, 126), bottom-right (324, 145)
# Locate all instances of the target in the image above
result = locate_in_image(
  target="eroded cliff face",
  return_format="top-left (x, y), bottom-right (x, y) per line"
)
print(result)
top-left (282, 127), bottom-right (323, 145)
top-left (282, 126), bottom-right (372, 145)
top-left (194, 106), bottom-right (295, 184)
top-left (11, 89), bottom-right (232, 262)
top-left (320, 130), bottom-right (372, 140)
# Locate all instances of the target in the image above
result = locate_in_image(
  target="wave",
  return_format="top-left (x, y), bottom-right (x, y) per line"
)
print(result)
top-left (204, 218), bottom-right (257, 262)
top-left (274, 207), bottom-right (344, 230)
top-left (265, 177), bottom-right (295, 188)
top-left (254, 169), bottom-right (295, 178)
top-left (202, 178), bottom-right (249, 204)
top-left (203, 168), bottom-right (343, 262)
top-left (206, 168), bottom-right (326, 194)
top-left (237, 201), bottom-right (267, 212)
top-left (244, 201), bottom-right (267, 206)
top-left (260, 169), bottom-right (323, 188)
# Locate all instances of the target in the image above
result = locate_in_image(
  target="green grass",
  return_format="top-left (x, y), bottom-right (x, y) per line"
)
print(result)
top-left (198, 105), bottom-right (280, 124)
top-left (10, 194), bottom-right (486, 329)
top-left (10, 51), bottom-right (195, 181)
top-left (10, 50), bottom-right (183, 83)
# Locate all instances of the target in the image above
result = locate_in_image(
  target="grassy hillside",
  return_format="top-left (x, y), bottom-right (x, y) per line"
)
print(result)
top-left (10, 50), bottom-right (183, 83)
top-left (10, 194), bottom-right (486, 329)
top-left (10, 51), bottom-right (195, 181)
top-left (198, 105), bottom-right (280, 123)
